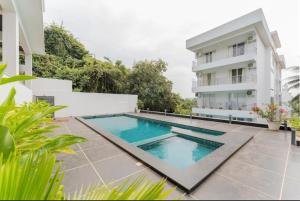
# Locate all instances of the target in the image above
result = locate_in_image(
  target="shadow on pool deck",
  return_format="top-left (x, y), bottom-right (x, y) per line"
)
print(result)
top-left (53, 114), bottom-right (300, 200)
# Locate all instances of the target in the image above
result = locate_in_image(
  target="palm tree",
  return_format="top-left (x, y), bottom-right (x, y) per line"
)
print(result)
top-left (284, 66), bottom-right (300, 115)
top-left (284, 66), bottom-right (300, 96)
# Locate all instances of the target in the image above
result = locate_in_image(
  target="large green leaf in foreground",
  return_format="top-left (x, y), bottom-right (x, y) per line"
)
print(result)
top-left (0, 153), bottom-right (64, 200)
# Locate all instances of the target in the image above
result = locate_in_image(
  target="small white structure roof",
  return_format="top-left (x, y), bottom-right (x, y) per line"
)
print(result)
top-left (1, 0), bottom-right (45, 54)
top-left (186, 9), bottom-right (281, 52)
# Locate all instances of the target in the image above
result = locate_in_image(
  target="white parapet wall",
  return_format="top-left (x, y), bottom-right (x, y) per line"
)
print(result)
top-left (32, 78), bottom-right (138, 118)
top-left (0, 76), bottom-right (33, 105)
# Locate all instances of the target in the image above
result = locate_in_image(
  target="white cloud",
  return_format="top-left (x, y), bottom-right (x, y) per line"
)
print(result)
top-left (44, 0), bottom-right (300, 98)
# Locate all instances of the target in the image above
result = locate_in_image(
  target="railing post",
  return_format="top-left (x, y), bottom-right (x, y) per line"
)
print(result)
top-left (291, 129), bottom-right (296, 145)
top-left (229, 115), bottom-right (232, 124)
top-left (164, 109), bottom-right (167, 116)
top-left (284, 120), bottom-right (288, 131)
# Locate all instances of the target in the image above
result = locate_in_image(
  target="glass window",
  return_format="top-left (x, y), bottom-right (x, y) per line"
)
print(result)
top-left (232, 42), bottom-right (245, 57)
top-left (232, 68), bottom-right (243, 84)
top-left (205, 52), bottom-right (213, 63)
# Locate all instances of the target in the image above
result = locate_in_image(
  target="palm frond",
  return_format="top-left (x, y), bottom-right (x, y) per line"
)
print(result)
top-left (71, 177), bottom-right (177, 200)
top-left (0, 153), bottom-right (64, 200)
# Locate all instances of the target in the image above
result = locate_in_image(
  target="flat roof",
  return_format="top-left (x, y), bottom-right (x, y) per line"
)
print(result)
top-left (186, 9), bottom-right (280, 52)
top-left (1, 0), bottom-right (45, 54)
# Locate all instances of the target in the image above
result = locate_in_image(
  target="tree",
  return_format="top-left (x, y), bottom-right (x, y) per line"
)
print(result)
top-left (175, 98), bottom-right (197, 115)
top-left (127, 59), bottom-right (179, 112)
top-left (284, 66), bottom-right (299, 96)
top-left (44, 24), bottom-right (89, 60)
top-left (284, 66), bottom-right (300, 115)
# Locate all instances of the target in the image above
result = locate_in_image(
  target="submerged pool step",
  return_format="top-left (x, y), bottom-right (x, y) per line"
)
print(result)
top-left (132, 133), bottom-right (177, 147)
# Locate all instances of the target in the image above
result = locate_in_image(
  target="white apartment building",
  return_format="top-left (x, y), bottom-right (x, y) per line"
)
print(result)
top-left (186, 9), bottom-right (286, 122)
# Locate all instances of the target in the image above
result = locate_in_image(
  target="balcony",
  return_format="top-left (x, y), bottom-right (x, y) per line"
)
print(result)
top-left (192, 44), bottom-right (256, 72)
top-left (192, 107), bottom-right (256, 119)
top-left (192, 75), bottom-right (256, 93)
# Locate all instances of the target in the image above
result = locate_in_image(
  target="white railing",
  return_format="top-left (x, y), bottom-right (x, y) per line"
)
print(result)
top-left (197, 103), bottom-right (255, 111)
top-left (192, 43), bottom-right (256, 68)
top-left (193, 74), bottom-right (256, 88)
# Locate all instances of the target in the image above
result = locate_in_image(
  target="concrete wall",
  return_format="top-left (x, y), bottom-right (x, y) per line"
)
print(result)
top-left (32, 78), bottom-right (138, 118)
top-left (0, 82), bottom-right (33, 104)
top-left (32, 78), bottom-right (73, 94)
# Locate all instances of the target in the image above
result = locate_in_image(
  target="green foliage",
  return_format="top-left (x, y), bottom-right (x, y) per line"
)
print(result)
top-left (137, 99), bottom-right (144, 109)
top-left (0, 64), bottom-right (178, 200)
top-left (71, 177), bottom-right (176, 200)
top-left (0, 64), bottom-right (86, 157)
top-left (33, 25), bottom-right (184, 113)
top-left (252, 104), bottom-right (287, 122)
top-left (0, 152), bottom-right (175, 200)
top-left (175, 98), bottom-right (197, 115)
top-left (0, 126), bottom-right (15, 161)
top-left (45, 24), bottom-right (89, 60)
top-left (290, 95), bottom-right (300, 116)
top-left (289, 117), bottom-right (300, 130)
top-left (0, 153), bottom-right (64, 200)
top-left (127, 60), bottom-right (179, 112)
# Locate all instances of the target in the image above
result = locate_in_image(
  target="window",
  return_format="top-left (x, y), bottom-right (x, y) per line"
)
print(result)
top-left (207, 73), bottom-right (212, 85)
top-left (205, 52), bottom-right (213, 63)
top-left (232, 68), bottom-right (243, 84)
top-left (232, 42), bottom-right (245, 57)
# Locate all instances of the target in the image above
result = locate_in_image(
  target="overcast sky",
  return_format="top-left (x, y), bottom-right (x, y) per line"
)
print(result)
top-left (44, 0), bottom-right (300, 98)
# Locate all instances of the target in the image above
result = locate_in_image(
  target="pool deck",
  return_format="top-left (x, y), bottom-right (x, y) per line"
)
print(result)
top-left (53, 113), bottom-right (300, 200)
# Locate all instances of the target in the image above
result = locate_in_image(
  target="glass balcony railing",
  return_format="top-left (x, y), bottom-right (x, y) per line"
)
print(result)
top-left (193, 74), bottom-right (256, 88)
top-left (192, 43), bottom-right (257, 68)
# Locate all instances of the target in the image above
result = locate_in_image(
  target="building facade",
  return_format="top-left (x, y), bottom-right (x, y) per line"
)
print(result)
top-left (186, 9), bottom-right (285, 122)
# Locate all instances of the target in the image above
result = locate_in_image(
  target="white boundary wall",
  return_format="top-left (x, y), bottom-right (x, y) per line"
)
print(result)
top-left (32, 78), bottom-right (137, 118)
top-left (0, 74), bottom-right (33, 104)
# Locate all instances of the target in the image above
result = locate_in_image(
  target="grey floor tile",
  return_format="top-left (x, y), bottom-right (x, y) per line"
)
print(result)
top-left (230, 126), bottom-right (265, 135)
top-left (57, 151), bottom-right (89, 171)
top-left (78, 137), bottom-right (110, 150)
top-left (191, 174), bottom-right (272, 200)
top-left (93, 155), bottom-right (145, 183)
top-left (281, 177), bottom-right (300, 200)
top-left (83, 144), bottom-right (123, 162)
top-left (286, 153), bottom-right (300, 181)
top-left (239, 142), bottom-right (288, 159)
top-left (290, 146), bottom-right (300, 155)
top-left (232, 149), bottom-right (286, 174)
top-left (63, 165), bottom-right (101, 194)
top-left (217, 159), bottom-right (282, 198)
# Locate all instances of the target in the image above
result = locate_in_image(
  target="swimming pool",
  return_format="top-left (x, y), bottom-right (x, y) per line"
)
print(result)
top-left (139, 135), bottom-right (223, 169)
top-left (85, 114), bottom-right (223, 144)
top-left (78, 113), bottom-right (252, 192)
top-left (84, 114), bottom-right (224, 169)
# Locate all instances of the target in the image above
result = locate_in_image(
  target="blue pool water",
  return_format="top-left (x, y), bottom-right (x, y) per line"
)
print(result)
top-left (139, 135), bottom-right (222, 168)
top-left (85, 115), bottom-right (223, 143)
top-left (84, 114), bottom-right (223, 168)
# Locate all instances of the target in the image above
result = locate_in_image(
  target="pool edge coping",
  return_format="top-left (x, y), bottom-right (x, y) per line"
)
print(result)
top-left (75, 114), bottom-right (254, 193)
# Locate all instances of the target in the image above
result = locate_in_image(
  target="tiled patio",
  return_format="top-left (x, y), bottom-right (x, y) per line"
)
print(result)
top-left (53, 114), bottom-right (300, 200)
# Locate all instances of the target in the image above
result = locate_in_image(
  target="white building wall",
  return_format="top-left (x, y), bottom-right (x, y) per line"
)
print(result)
top-left (0, 82), bottom-right (33, 104)
top-left (2, 11), bottom-right (19, 76)
top-left (32, 78), bottom-right (73, 94)
top-left (256, 31), bottom-right (270, 107)
top-left (32, 78), bottom-right (138, 118)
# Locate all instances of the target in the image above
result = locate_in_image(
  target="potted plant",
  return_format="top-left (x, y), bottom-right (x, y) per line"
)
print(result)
top-left (288, 117), bottom-right (300, 136)
top-left (251, 104), bottom-right (287, 131)
top-left (135, 99), bottom-right (144, 113)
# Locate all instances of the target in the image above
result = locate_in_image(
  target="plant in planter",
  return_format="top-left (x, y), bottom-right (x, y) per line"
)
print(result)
top-left (135, 99), bottom-right (144, 113)
top-left (251, 104), bottom-right (287, 131)
top-left (288, 117), bottom-right (300, 137)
